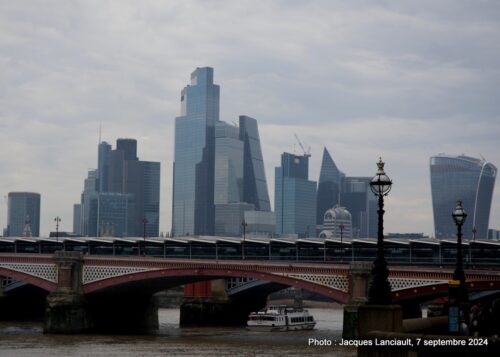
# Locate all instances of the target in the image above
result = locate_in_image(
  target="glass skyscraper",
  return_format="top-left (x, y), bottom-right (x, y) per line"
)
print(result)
top-left (80, 139), bottom-right (160, 237)
top-left (240, 115), bottom-right (271, 212)
top-left (430, 154), bottom-right (497, 239)
top-left (275, 153), bottom-right (317, 237)
top-left (73, 203), bottom-right (82, 235)
top-left (316, 147), bottom-right (344, 226)
top-left (339, 177), bottom-right (377, 238)
top-left (85, 192), bottom-right (135, 237)
top-left (6, 192), bottom-right (41, 237)
top-left (172, 67), bottom-right (219, 236)
top-left (214, 121), bottom-right (244, 205)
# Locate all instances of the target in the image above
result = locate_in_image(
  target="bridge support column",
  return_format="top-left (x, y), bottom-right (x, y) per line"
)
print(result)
top-left (180, 280), bottom-right (266, 326)
top-left (343, 262), bottom-right (371, 339)
top-left (44, 251), bottom-right (92, 334)
top-left (88, 294), bottom-right (159, 333)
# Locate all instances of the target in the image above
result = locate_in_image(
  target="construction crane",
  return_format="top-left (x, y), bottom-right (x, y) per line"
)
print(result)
top-left (294, 133), bottom-right (311, 157)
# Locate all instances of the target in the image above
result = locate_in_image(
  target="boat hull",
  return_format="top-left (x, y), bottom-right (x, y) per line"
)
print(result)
top-left (247, 322), bottom-right (316, 332)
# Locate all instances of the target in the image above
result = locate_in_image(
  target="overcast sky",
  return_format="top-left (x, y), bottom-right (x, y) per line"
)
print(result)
top-left (1, 1), bottom-right (499, 237)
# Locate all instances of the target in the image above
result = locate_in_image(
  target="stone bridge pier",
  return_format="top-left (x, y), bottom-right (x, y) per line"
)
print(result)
top-left (180, 279), bottom-right (268, 327)
top-left (44, 251), bottom-right (91, 333)
top-left (44, 252), bottom-right (158, 334)
top-left (343, 261), bottom-right (371, 339)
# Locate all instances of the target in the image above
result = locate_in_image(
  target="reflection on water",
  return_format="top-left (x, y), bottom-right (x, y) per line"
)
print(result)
top-left (0, 308), bottom-right (355, 356)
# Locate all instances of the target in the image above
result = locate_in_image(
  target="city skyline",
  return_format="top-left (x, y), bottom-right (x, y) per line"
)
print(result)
top-left (1, 2), bottom-right (499, 236)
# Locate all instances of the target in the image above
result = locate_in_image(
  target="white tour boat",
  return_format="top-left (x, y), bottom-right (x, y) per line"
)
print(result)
top-left (247, 305), bottom-right (316, 331)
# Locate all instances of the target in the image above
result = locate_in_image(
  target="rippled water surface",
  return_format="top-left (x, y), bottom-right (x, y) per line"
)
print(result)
top-left (0, 308), bottom-right (356, 356)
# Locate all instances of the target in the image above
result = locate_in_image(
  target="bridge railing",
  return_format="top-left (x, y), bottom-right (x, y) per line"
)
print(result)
top-left (1, 238), bottom-right (500, 268)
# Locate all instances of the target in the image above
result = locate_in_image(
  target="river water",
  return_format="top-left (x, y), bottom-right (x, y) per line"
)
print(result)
top-left (0, 308), bottom-right (356, 356)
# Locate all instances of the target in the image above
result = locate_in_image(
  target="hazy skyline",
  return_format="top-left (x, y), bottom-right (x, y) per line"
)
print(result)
top-left (1, 1), bottom-right (499, 237)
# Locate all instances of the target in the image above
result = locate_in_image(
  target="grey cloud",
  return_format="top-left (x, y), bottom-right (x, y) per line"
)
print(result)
top-left (0, 1), bottom-right (499, 236)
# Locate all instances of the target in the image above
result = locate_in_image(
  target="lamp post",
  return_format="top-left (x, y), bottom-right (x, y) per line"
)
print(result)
top-left (449, 200), bottom-right (469, 335)
top-left (339, 223), bottom-right (345, 244)
top-left (54, 216), bottom-right (61, 243)
top-left (452, 200), bottom-right (467, 287)
top-left (367, 158), bottom-right (392, 305)
top-left (242, 220), bottom-right (248, 260)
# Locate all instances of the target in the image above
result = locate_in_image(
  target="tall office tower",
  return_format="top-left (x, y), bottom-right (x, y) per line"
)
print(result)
top-left (79, 139), bottom-right (160, 238)
top-left (316, 148), bottom-right (345, 227)
top-left (275, 153), bottom-right (317, 237)
top-left (73, 203), bottom-right (82, 235)
top-left (239, 115), bottom-right (271, 212)
top-left (81, 169), bottom-right (99, 236)
top-left (213, 121), bottom-right (254, 236)
top-left (98, 141), bottom-right (111, 192)
top-left (172, 67), bottom-right (219, 236)
top-left (6, 192), bottom-right (41, 237)
top-left (105, 139), bottom-right (160, 237)
top-left (214, 121), bottom-right (244, 205)
top-left (116, 138), bottom-right (138, 161)
top-left (339, 177), bottom-right (377, 238)
top-left (430, 154), bottom-right (497, 239)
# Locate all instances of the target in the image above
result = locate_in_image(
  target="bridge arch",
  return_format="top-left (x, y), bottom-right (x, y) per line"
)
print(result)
top-left (83, 267), bottom-right (350, 304)
top-left (0, 267), bottom-right (57, 292)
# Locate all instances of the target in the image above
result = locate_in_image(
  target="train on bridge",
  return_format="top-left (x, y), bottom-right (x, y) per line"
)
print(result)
top-left (1, 236), bottom-right (500, 266)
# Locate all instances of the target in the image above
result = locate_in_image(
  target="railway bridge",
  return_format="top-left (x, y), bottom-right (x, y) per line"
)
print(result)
top-left (1, 251), bottom-right (500, 333)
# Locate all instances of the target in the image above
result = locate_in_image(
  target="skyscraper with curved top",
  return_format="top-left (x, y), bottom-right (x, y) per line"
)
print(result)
top-left (430, 154), bottom-right (497, 239)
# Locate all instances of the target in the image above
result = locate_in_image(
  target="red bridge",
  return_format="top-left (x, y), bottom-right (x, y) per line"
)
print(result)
top-left (1, 252), bottom-right (500, 333)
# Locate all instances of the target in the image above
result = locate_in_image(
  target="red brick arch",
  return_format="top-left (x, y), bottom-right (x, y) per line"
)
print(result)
top-left (82, 267), bottom-right (350, 304)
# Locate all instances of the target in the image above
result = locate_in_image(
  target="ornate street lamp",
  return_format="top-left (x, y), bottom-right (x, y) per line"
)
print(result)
top-left (452, 200), bottom-right (467, 283)
top-left (449, 199), bottom-right (469, 334)
top-left (367, 158), bottom-right (393, 305)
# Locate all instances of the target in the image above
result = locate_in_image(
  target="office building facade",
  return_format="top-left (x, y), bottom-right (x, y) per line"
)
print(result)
top-left (79, 139), bottom-right (160, 237)
top-left (275, 153), bottom-right (317, 237)
top-left (316, 147), bottom-right (344, 226)
top-left (215, 202), bottom-right (255, 237)
top-left (6, 192), bottom-right (41, 237)
top-left (73, 203), bottom-right (82, 235)
top-left (240, 115), bottom-right (271, 212)
top-left (84, 192), bottom-right (135, 237)
top-left (172, 67), bottom-right (219, 236)
top-left (214, 121), bottom-right (244, 205)
top-left (244, 210), bottom-right (276, 237)
top-left (339, 177), bottom-right (377, 238)
top-left (430, 154), bottom-right (497, 239)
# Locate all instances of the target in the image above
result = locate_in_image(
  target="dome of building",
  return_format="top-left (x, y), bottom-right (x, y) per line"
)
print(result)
top-left (321, 205), bottom-right (353, 239)
top-left (324, 205), bottom-right (352, 222)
